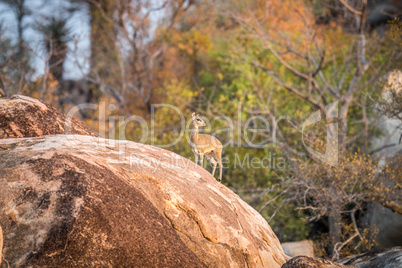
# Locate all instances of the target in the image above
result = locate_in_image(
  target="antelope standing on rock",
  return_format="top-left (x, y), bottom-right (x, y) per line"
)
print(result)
top-left (190, 113), bottom-right (223, 182)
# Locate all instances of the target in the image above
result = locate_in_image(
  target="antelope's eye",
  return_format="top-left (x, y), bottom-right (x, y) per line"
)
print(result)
top-left (197, 119), bottom-right (201, 122)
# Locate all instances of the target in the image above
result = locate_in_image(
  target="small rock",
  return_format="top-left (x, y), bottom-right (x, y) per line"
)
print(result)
top-left (282, 240), bottom-right (315, 257)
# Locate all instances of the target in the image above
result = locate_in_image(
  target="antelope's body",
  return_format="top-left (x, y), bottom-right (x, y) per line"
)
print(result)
top-left (190, 113), bottom-right (223, 182)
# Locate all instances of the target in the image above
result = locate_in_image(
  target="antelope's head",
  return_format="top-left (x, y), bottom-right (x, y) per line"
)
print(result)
top-left (191, 112), bottom-right (206, 128)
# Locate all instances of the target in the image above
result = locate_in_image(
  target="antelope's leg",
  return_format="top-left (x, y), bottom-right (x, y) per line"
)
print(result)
top-left (200, 154), bottom-right (204, 167)
top-left (210, 158), bottom-right (217, 176)
top-left (205, 152), bottom-right (217, 177)
top-left (216, 150), bottom-right (223, 182)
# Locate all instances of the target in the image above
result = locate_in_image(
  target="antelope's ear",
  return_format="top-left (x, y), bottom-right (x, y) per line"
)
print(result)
top-left (192, 112), bottom-right (195, 117)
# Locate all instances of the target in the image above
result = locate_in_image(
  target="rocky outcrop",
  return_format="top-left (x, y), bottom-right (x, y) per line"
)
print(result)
top-left (281, 240), bottom-right (314, 257)
top-left (0, 135), bottom-right (289, 267)
top-left (0, 95), bottom-right (99, 139)
top-left (339, 247), bottom-right (402, 268)
top-left (281, 256), bottom-right (352, 268)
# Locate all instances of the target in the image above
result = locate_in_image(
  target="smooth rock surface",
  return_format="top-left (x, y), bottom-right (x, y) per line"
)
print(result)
top-left (281, 240), bottom-right (315, 257)
top-left (0, 135), bottom-right (289, 267)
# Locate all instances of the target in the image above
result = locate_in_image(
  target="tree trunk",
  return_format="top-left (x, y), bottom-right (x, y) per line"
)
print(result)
top-left (88, 0), bottom-right (120, 89)
top-left (329, 185), bottom-right (342, 256)
top-left (329, 205), bottom-right (342, 250)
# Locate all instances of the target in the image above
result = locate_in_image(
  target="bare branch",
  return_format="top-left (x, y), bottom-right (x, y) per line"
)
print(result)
top-left (369, 143), bottom-right (399, 155)
top-left (250, 61), bottom-right (325, 112)
top-left (339, 0), bottom-right (363, 16)
top-left (332, 207), bottom-right (362, 260)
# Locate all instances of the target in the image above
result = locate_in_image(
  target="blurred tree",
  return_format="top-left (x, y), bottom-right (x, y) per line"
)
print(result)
top-left (0, 0), bottom-right (32, 97)
top-left (1, 0), bottom-right (28, 55)
top-left (36, 18), bottom-right (70, 100)
top-left (40, 19), bottom-right (69, 83)
top-left (87, 0), bottom-right (121, 96)
top-left (116, 0), bottom-right (195, 114)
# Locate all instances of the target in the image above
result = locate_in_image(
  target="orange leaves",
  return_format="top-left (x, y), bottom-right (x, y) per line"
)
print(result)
top-left (170, 28), bottom-right (212, 57)
top-left (236, 0), bottom-right (323, 61)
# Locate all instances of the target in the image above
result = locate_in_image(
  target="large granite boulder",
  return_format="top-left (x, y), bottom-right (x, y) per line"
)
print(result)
top-left (0, 134), bottom-right (289, 267)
